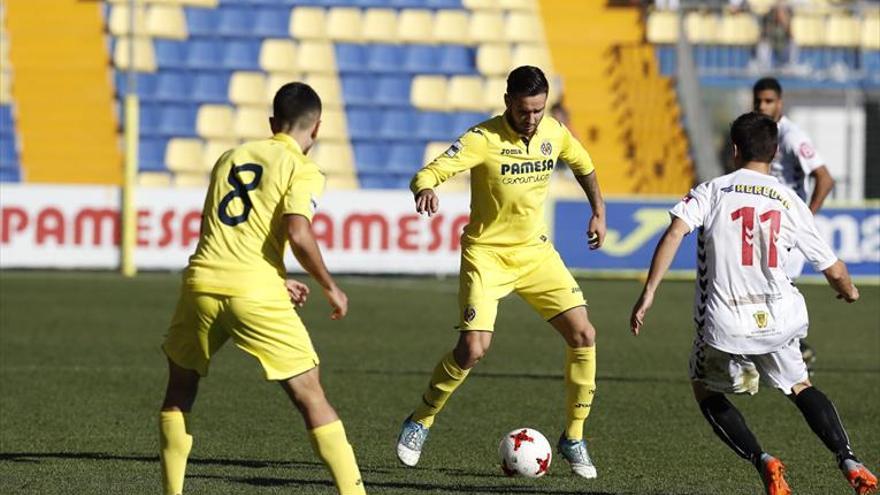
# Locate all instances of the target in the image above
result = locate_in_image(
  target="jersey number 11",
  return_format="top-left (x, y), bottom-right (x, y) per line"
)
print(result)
top-left (730, 207), bottom-right (781, 268)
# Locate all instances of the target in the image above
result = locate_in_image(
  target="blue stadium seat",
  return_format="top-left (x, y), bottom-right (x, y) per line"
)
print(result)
top-left (155, 71), bottom-right (193, 103)
top-left (424, 0), bottom-right (461, 6)
top-left (375, 76), bottom-right (412, 107)
top-left (158, 105), bottom-right (198, 137)
top-left (439, 46), bottom-right (475, 74)
top-left (369, 44), bottom-right (407, 73)
top-left (341, 75), bottom-right (376, 105)
top-left (387, 143), bottom-right (424, 173)
top-left (405, 45), bottom-right (442, 74)
top-left (0, 106), bottom-right (14, 136)
top-left (349, 0), bottom-right (393, 6)
top-left (253, 7), bottom-right (291, 37)
top-left (381, 109), bottom-right (418, 138)
top-left (155, 40), bottom-right (188, 69)
top-left (139, 103), bottom-right (162, 136)
top-left (222, 40), bottom-right (261, 70)
top-left (863, 51), bottom-right (880, 72)
top-left (336, 44), bottom-right (368, 73)
top-left (0, 167), bottom-right (21, 182)
top-left (139, 137), bottom-right (168, 172)
top-left (358, 174), bottom-right (411, 189)
top-left (656, 46), bottom-right (676, 76)
top-left (452, 112), bottom-right (488, 133)
top-left (417, 111), bottom-right (455, 141)
top-left (191, 72), bottom-right (231, 103)
top-left (352, 142), bottom-right (388, 173)
top-left (114, 72), bottom-right (158, 100)
top-left (187, 40), bottom-right (223, 69)
top-left (0, 136), bottom-right (17, 166)
top-left (218, 6), bottom-right (256, 36)
top-left (185, 7), bottom-right (220, 36)
top-left (347, 108), bottom-right (380, 139)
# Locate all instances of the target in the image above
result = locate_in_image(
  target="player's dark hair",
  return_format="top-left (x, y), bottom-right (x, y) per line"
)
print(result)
top-left (506, 66), bottom-right (549, 97)
top-left (752, 77), bottom-right (782, 97)
top-left (273, 82), bottom-right (322, 131)
top-left (730, 112), bottom-right (778, 163)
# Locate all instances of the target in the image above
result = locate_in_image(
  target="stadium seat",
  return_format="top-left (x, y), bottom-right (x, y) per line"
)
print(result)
top-left (447, 75), bottom-right (485, 111)
top-left (139, 137), bottom-right (168, 172)
top-left (234, 106), bottom-right (270, 140)
top-left (397, 9), bottom-right (434, 43)
top-left (228, 72), bottom-right (268, 106)
top-left (417, 111), bottom-right (455, 140)
top-left (290, 7), bottom-right (327, 39)
top-left (425, 0), bottom-right (462, 7)
top-left (260, 39), bottom-right (298, 72)
top-left (108, 4), bottom-right (147, 36)
top-left (685, 12), bottom-right (719, 44)
top-left (352, 142), bottom-right (388, 174)
top-left (511, 44), bottom-right (551, 71)
top-left (327, 7), bottom-right (363, 42)
top-left (792, 14), bottom-right (826, 47)
top-left (222, 40), bottom-right (261, 70)
top-left (266, 73), bottom-right (302, 101)
top-left (319, 108), bottom-right (347, 140)
top-left (452, 111), bottom-right (488, 133)
top-left (165, 138), bottom-right (204, 173)
top-left (325, 173), bottom-right (359, 190)
top-left (375, 75), bottom-right (412, 106)
top-left (341, 75), bottom-right (375, 105)
top-left (748, 0), bottom-right (775, 16)
top-left (864, 14), bottom-right (880, 49)
top-left (358, 174), bottom-right (411, 189)
top-left (369, 44), bottom-right (407, 73)
top-left (146, 5), bottom-right (188, 40)
top-left (646, 11), bottom-right (678, 44)
top-left (347, 108), bottom-right (378, 139)
top-left (336, 43), bottom-right (368, 72)
top-left (433, 10), bottom-right (470, 44)
top-left (304, 74), bottom-right (343, 108)
top-left (0, 167), bottom-right (21, 182)
top-left (191, 72), bottom-right (231, 104)
top-left (1, 71), bottom-right (13, 104)
top-left (468, 11), bottom-right (504, 43)
top-left (439, 45), bottom-right (475, 74)
top-left (718, 13), bottom-right (759, 45)
top-left (137, 171), bottom-right (172, 187)
top-left (504, 11), bottom-right (541, 43)
top-left (114, 72), bottom-right (158, 100)
top-left (203, 139), bottom-right (236, 170)
top-left (139, 103), bottom-right (162, 135)
top-left (184, 6), bottom-right (219, 36)
top-left (826, 14), bottom-right (860, 47)
top-left (405, 45), bottom-right (442, 73)
top-left (422, 141), bottom-right (447, 165)
top-left (0, 136), bottom-right (17, 165)
top-left (362, 9), bottom-right (399, 43)
top-left (253, 7), bottom-right (292, 38)
top-left (482, 76), bottom-right (505, 110)
top-left (174, 172), bottom-right (209, 187)
top-left (155, 71), bottom-right (193, 103)
top-left (477, 43), bottom-right (512, 76)
top-left (387, 143), bottom-right (425, 173)
top-left (187, 40), bottom-right (223, 69)
top-left (381, 109), bottom-right (419, 138)
top-left (296, 41), bottom-right (336, 73)
top-left (154, 40), bottom-right (187, 69)
top-left (463, 0), bottom-right (502, 10)
top-left (196, 104), bottom-right (235, 139)
top-left (217, 6), bottom-right (256, 37)
top-left (310, 141), bottom-right (354, 175)
top-left (159, 105), bottom-right (198, 137)
top-left (411, 75), bottom-right (448, 110)
top-left (113, 37), bottom-right (157, 72)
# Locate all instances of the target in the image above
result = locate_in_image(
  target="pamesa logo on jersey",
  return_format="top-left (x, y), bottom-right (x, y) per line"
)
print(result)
top-left (500, 159), bottom-right (555, 175)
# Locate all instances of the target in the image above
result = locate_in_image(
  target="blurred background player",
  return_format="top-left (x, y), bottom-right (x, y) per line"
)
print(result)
top-left (753, 76), bottom-right (835, 371)
top-left (631, 112), bottom-right (877, 495)
top-left (395, 66), bottom-right (607, 480)
top-left (158, 83), bottom-right (365, 495)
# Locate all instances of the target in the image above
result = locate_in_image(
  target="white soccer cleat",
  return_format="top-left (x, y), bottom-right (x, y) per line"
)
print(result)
top-left (396, 415), bottom-right (430, 467)
top-left (557, 435), bottom-right (598, 479)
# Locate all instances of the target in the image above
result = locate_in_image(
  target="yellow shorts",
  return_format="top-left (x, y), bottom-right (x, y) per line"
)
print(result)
top-left (162, 288), bottom-right (319, 381)
top-left (458, 243), bottom-right (586, 331)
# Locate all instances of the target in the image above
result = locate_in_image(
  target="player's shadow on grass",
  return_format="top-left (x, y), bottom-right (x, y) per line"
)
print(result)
top-left (341, 368), bottom-right (685, 385)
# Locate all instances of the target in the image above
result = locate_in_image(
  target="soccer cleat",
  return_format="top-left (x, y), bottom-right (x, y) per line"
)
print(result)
top-left (396, 415), bottom-right (430, 467)
top-left (842, 460), bottom-right (878, 495)
top-left (557, 434), bottom-right (597, 479)
top-left (761, 456), bottom-right (791, 495)
top-left (800, 339), bottom-right (817, 374)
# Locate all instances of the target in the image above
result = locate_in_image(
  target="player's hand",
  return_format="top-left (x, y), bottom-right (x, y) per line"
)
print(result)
top-left (837, 285), bottom-right (859, 303)
top-left (324, 284), bottom-right (348, 320)
top-left (587, 214), bottom-right (606, 250)
top-left (415, 189), bottom-right (439, 217)
top-left (630, 290), bottom-right (654, 336)
top-left (285, 278), bottom-right (310, 308)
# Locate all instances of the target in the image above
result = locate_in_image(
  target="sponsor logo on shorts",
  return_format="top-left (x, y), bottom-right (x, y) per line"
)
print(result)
top-left (540, 140), bottom-right (552, 156)
top-left (753, 310), bottom-right (769, 329)
top-left (463, 305), bottom-right (477, 323)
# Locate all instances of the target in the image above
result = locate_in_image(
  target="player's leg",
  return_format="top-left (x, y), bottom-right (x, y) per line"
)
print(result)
top-left (280, 368), bottom-right (365, 495)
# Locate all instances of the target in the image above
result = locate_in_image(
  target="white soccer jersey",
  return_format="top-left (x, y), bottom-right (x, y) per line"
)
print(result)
top-left (771, 116), bottom-right (825, 201)
top-left (670, 168), bottom-right (837, 354)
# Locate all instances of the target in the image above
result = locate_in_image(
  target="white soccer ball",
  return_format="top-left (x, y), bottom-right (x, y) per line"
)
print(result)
top-left (498, 427), bottom-right (552, 478)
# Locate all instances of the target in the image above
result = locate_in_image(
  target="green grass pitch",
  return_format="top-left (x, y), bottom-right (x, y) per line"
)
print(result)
top-left (1, 272), bottom-right (877, 494)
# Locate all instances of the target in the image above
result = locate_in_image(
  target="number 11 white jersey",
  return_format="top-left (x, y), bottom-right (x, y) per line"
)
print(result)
top-left (670, 168), bottom-right (837, 355)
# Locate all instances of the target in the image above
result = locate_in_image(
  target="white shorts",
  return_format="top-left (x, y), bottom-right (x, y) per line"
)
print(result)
top-left (689, 335), bottom-right (809, 396)
top-left (784, 248), bottom-right (806, 280)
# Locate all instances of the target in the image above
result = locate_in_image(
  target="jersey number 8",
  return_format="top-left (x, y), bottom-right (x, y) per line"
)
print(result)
top-left (218, 164), bottom-right (263, 226)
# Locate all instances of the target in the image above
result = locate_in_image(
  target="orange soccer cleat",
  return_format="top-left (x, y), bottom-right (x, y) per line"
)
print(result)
top-left (761, 457), bottom-right (792, 495)
top-left (845, 463), bottom-right (878, 495)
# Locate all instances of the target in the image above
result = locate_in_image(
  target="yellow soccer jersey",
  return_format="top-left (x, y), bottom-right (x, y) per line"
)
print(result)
top-left (185, 133), bottom-right (325, 299)
top-left (411, 115), bottom-right (595, 248)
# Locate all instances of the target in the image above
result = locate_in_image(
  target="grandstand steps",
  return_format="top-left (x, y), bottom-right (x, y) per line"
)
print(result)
top-left (6, 0), bottom-right (121, 184)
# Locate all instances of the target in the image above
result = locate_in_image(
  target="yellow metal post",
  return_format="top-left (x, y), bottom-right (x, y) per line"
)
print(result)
top-left (121, 94), bottom-right (139, 277)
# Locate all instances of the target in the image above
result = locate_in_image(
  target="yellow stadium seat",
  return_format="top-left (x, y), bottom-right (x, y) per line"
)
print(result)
top-left (310, 141), bottom-right (354, 175)
top-left (410, 75), bottom-right (448, 111)
top-left (325, 173), bottom-right (359, 190)
top-left (724, 13), bottom-right (760, 45)
top-left (433, 10), bottom-right (470, 44)
top-left (500, 0), bottom-right (536, 11)
top-left (0, 33), bottom-right (9, 68)
top-left (138, 172), bottom-right (171, 187)
top-left (423, 142), bottom-right (448, 166)
top-left (109, 4), bottom-right (147, 36)
top-left (290, 7), bottom-right (326, 39)
top-left (363, 9), bottom-right (398, 43)
top-left (468, 11), bottom-right (505, 43)
top-left (512, 44), bottom-right (552, 72)
top-left (304, 74), bottom-right (342, 108)
top-left (113, 37), bottom-right (157, 72)
top-left (203, 139), bottom-right (237, 171)
top-left (0, 71), bottom-right (11, 104)
top-left (173, 172), bottom-right (209, 188)
top-left (748, 0), bottom-right (775, 16)
top-left (397, 9), bottom-right (434, 43)
top-left (146, 5), bottom-right (187, 40)
top-left (296, 41), bottom-right (336, 73)
top-left (266, 73), bottom-right (302, 102)
top-left (685, 12), bottom-right (719, 44)
top-left (791, 14), bottom-right (826, 47)
top-left (234, 107), bottom-right (270, 140)
top-left (863, 14), bottom-right (880, 49)
top-left (448, 76), bottom-right (486, 112)
top-left (165, 138), bottom-right (204, 173)
top-left (504, 11), bottom-right (541, 43)
top-left (482, 76), bottom-right (506, 110)
top-left (462, 0), bottom-right (502, 10)
top-left (196, 104), bottom-right (235, 139)
top-left (646, 10), bottom-right (679, 44)
top-left (826, 14), bottom-right (860, 47)
top-left (327, 7), bottom-right (363, 42)
top-left (229, 71), bottom-right (268, 106)
top-left (420, 143), bottom-right (469, 191)
top-left (318, 109), bottom-right (346, 140)
top-left (260, 39), bottom-right (298, 73)
top-left (109, 0), bottom-right (219, 6)
top-left (477, 43), bottom-right (512, 76)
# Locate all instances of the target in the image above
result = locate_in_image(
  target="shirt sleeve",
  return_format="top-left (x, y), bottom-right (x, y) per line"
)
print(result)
top-left (410, 128), bottom-right (487, 194)
top-left (787, 130), bottom-right (825, 175)
top-left (792, 198), bottom-right (837, 271)
top-left (558, 123), bottom-right (595, 176)
top-left (284, 162), bottom-right (325, 221)
top-left (669, 182), bottom-right (711, 232)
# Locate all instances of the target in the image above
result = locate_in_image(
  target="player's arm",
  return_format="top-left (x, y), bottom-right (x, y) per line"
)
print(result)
top-left (792, 199), bottom-right (858, 303)
top-left (559, 122), bottom-right (605, 249)
top-left (791, 132), bottom-right (833, 214)
top-left (630, 217), bottom-right (691, 335)
top-left (410, 129), bottom-right (487, 216)
top-left (822, 260), bottom-right (859, 303)
top-left (808, 166), bottom-right (834, 214)
top-left (287, 215), bottom-right (347, 320)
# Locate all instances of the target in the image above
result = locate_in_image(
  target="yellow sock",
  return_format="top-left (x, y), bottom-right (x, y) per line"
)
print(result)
top-left (309, 420), bottom-right (366, 495)
top-left (159, 411), bottom-right (193, 495)
top-left (564, 346), bottom-right (596, 440)
top-left (411, 351), bottom-right (470, 428)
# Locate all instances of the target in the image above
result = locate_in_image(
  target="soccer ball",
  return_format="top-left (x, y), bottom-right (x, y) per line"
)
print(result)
top-left (498, 428), bottom-right (552, 478)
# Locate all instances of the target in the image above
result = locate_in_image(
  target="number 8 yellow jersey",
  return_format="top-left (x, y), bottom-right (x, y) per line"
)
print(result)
top-left (185, 133), bottom-right (325, 300)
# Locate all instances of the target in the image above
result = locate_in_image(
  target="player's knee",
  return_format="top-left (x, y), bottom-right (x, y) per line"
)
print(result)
top-left (566, 324), bottom-right (596, 348)
top-left (454, 342), bottom-right (488, 369)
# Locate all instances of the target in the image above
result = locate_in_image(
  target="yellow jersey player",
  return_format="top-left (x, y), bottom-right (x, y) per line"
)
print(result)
top-left (158, 83), bottom-right (366, 495)
top-left (396, 66), bottom-right (607, 479)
